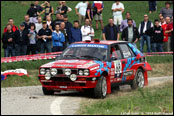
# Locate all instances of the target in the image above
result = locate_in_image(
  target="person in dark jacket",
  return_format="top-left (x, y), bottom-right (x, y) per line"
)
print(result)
top-left (138, 14), bottom-right (153, 53)
top-left (147, 19), bottom-right (164, 52)
top-left (69, 20), bottom-right (82, 44)
top-left (102, 18), bottom-right (119, 41)
top-left (27, 3), bottom-right (39, 23)
top-left (2, 24), bottom-right (16, 57)
top-left (122, 19), bottom-right (140, 48)
top-left (14, 23), bottom-right (29, 56)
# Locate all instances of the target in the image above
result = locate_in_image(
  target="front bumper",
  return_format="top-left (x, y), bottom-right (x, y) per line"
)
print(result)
top-left (38, 75), bottom-right (98, 91)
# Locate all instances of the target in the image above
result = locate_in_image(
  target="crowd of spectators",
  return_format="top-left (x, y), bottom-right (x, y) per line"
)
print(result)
top-left (2, 1), bottom-right (173, 57)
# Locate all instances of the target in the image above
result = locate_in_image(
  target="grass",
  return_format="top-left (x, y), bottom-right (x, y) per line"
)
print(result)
top-left (78, 81), bottom-right (173, 115)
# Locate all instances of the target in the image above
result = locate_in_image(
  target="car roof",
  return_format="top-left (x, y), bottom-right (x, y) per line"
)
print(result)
top-left (73, 40), bottom-right (128, 45)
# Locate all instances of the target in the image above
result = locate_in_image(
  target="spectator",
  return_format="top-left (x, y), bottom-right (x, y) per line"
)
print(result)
top-left (81, 18), bottom-right (95, 41)
top-left (64, 14), bottom-right (73, 35)
top-left (37, 21), bottom-right (52, 53)
top-left (27, 23), bottom-right (38, 55)
top-left (27, 3), bottom-right (38, 23)
top-left (60, 1), bottom-right (68, 16)
top-left (148, 1), bottom-right (157, 14)
top-left (165, 17), bottom-right (173, 51)
top-left (122, 19), bottom-right (139, 48)
top-left (69, 20), bottom-right (82, 44)
top-left (147, 19), bottom-right (163, 52)
top-left (52, 24), bottom-right (65, 52)
top-left (34, 1), bottom-right (43, 14)
top-left (55, 1), bottom-right (63, 15)
top-left (46, 15), bottom-right (52, 27)
top-left (138, 14), bottom-right (153, 53)
top-left (86, 3), bottom-right (93, 25)
top-left (35, 16), bottom-right (43, 33)
top-left (159, 16), bottom-right (166, 26)
top-left (75, 1), bottom-right (88, 26)
top-left (112, 1), bottom-right (124, 30)
top-left (3, 18), bottom-right (18, 33)
top-left (35, 16), bottom-right (43, 53)
top-left (2, 24), bottom-right (15, 57)
top-left (60, 22), bottom-right (68, 50)
top-left (51, 13), bottom-right (64, 30)
top-left (103, 18), bottom-right (120, 41)
top-left (120, 12), bottom-right (136, 32)
top-left (14, 23), bottom-right (29, 56)
top-left (40, 1), bottom-right (54, 20)
top-left (92, 1), bottom-right (104, 30)
top-left (159, 2), bottom-right (173, 18)
top-left (161, 17), bottom-right (171, 52)
top-left (23, 15), bottom-right (31, 31)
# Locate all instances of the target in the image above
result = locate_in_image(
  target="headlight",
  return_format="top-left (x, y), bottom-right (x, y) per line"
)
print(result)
top-left (45, 72), bottom-right (51, 80)
top-left (70, 74), bottom-right (77, 81)
top-left (64, 69), bottom-right (71, 76)
top-left (84, 69), bottom-right (89, 76)
top-left (78, 70), bottom-right (83, 76)
top-left (51, 68), bottom-right (57, 76)
top-left (40, 68), bottom-right (46, 75)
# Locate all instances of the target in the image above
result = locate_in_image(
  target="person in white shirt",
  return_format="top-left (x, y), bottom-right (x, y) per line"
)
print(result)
top-left (46, 15), bottom-right (52, 27)
top-left (81, 18), bottom-right (94, 41)
top-left (112, 1), bottom-right (124, 29)
top-left (75, 1), bottom-right (88, 26)
top-left (35, 16), bottom-right (43, 33)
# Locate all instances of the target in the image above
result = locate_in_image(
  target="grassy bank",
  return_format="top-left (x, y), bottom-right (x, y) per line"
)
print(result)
top-left (78, 81), bottom-right (173, 115)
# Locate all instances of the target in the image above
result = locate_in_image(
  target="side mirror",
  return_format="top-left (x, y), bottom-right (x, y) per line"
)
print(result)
top-left (136, 54), bottom-right (141, 60)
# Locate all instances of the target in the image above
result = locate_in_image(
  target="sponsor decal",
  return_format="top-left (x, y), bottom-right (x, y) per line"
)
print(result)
top-left (123, 71), bottom-right (133, 76)
top-left (69, 44), bottom-right (108, 49)
top-left (85, 61), bottom-right (96, 67)
top-left (66, 60), bottom-right (79, 63)
top-left (56, 64), bottom-right (74, 67)
top-left (90, 66), bottom-right (99, 71)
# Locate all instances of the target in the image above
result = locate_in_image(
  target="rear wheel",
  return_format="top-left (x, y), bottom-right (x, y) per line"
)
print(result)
top-left (131, 69), bottom-right (145, 90)
top-left (94, 76), bottom-right (107, 98)
top-left (42, 87), bottom-right (54, 95)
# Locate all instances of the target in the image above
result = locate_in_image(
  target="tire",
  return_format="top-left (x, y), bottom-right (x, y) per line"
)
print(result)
top-left (42, 87), bottom-right (54, 95)
top-left (94, 75), bottom-right (107, 98)
top-left (131, 68), bottom-right (145, 90)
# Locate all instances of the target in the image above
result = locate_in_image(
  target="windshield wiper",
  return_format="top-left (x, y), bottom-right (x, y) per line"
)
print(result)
top-left (80, 55), bottom-right (101, 61)
top-left (64, 55), bottom-right (81, 59)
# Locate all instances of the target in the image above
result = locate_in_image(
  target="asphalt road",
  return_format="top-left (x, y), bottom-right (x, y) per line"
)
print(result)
top-left (1, 76), bottom-right (173, 115)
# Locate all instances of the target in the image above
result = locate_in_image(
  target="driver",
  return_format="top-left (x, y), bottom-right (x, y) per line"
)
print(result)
top-left (110, 47), bottom-right (118, 59)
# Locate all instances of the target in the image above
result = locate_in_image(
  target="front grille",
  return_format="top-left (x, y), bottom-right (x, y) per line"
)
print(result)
top-left (51, 77), bottom-right (70, 82)
top-left (43, 82), bottom-right (86, 86)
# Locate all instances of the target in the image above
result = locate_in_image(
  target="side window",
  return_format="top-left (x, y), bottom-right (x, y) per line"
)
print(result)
top-left (119, 44), bottom-right (132, 59)
top-left (128, 46), bottom-right (136, 57)
top-left (110, 45), bottom-right (123, 60)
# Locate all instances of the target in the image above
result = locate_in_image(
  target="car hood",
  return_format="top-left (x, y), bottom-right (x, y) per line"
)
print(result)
top-left (40, 59), bottom-right (100, 69)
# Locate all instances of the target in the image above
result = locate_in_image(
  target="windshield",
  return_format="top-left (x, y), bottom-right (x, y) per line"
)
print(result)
top-left (59, 44), bottom-right (108, 61)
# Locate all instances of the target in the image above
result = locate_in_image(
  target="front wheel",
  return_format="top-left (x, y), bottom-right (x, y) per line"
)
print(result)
top-left (42, 87), bottom-right (54, 95)
top-left (131, 69), bottom-right (145, 90)
top-left (94, 76), bottom-right (107, 98)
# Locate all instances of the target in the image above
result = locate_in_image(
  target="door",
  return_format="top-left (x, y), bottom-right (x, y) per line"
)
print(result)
top-left (110, 44), bottom-right (125, 82)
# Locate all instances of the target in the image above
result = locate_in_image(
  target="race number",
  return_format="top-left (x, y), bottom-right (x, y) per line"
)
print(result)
top-left (113, 60), bottom-right (122, 75)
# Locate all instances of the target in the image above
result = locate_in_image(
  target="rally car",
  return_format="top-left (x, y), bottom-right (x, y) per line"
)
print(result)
top-left (38, 40), bottom-right (152, 98)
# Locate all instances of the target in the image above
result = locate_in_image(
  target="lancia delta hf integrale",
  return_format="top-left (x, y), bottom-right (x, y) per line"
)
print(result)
top-left (38, 40), bottom-right (152, 98)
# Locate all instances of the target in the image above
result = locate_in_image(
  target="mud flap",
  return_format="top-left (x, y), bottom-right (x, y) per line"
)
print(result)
top-left (145, 62), bottom-right (152, 71)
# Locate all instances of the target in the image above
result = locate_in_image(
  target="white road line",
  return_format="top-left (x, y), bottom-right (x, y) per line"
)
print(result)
top-left (50, 97), bottom-right (66, 115)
